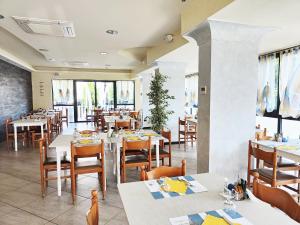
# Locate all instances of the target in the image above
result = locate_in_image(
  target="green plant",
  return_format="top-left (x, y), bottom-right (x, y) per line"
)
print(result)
top-left (147, 69), bottom-right (175, 131)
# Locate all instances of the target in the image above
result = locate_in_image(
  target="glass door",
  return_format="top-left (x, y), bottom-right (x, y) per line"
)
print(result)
top-left (75, 81), bottom-right (96, 122)
top-left (96, 81), bottom-right (115, 110)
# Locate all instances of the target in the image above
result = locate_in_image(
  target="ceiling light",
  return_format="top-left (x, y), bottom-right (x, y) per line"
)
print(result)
top-left (105, 64), bottom-right (111, 68)
top-left (106, 29), bottom-right (118, 35)
top-left (39, 48), bottom-right (49, 52)
top-left (164, 34), bottom-right (174, 43)
top-left (47, 58), bottom-right (56, 62)
top-left (100, 52), bottom-right (108, 55)
top-left (0, 15), bottom-right (4, 20)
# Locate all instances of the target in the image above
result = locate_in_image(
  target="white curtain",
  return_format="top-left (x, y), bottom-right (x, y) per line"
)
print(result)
top-left (256, 54), bottom-right (277, 116)
top-left (279, 49), bottom-right (300, 118)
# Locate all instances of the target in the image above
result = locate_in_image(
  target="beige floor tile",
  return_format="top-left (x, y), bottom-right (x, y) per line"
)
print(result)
top-left (0, 190), bottom-right (41, 208)
top-left (0, 208), bottom-right (48, 225)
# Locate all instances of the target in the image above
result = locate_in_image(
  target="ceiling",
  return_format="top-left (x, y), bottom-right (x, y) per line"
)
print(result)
top-left (0, 0), bottom-right (183, 70)
top-left (156, 0), bottom-right (300, 75)
top-left (210, 0), bottom-right (300, 54)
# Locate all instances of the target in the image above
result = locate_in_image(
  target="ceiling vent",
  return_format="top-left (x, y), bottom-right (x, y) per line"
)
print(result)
top-left (12, 16), bottom-right (75, 38)
top-left (65, 61), bottom-right (89, 67)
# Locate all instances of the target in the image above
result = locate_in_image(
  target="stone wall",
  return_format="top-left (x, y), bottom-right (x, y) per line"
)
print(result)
top-left (0, 59), bottom-right (32, 142)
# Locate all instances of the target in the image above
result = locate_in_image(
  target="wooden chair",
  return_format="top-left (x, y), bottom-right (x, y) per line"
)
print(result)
top-left (5, 118), bottom-right (27, 149)
top-left (71, 141), bottom-right (106, 203)
top-left (86, 108), bottom-right (95, 124)
top-left (253, 172), bottom-right (300, 223)
top-left (256, 128), bottom-right (272, 141)
top-left (178, 117), bottom-right (197, 150)
top-left (31, 117), bottom-right (52, 146)
top-left (151, 129), bottom-right (172, 166)
top-left (39, 138), bottom-right (70, 197)
top-left (61, 108), bottom-right (68, 127)
top-left (129, 111), bottom-right (139, 120)
top-left (141, 160), bottom-right (186, 181)
top-left (86, 190), bottom-right (99, 225)
top-left (51, 112), bottom-right (61, 135)
top-left (115, 120), bottom-right (131, 131)
top-left (247, 141), bottom-right (300, 195)
top-left (121, 137), bottom-right (151, 183)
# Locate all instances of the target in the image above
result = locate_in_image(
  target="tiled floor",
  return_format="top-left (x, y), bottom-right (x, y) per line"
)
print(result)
top-left (0, 123), bottom-right (197, 225)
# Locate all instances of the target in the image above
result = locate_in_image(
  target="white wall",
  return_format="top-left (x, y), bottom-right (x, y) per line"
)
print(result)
top-left (140, 62), bottom-right (186, 142)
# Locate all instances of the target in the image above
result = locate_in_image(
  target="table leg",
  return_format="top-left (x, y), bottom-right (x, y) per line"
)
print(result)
top-left (155, 140), bottom-right (159, 168)
top-left (56, 149), bottom-right (62, 196)
top-left (41, 125), bottom-right (44, 138)
top-left (116, 143), bottom-right (121, 184)
top-left (14, 125), bottom-right (18, 151)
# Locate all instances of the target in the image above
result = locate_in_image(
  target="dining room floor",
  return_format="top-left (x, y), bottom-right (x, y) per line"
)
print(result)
top-left (0, 123), bottom-right (197, 225)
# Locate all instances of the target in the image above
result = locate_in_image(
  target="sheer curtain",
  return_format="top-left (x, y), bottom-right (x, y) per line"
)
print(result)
top-left (256, 54), bottom-right (277, 116)
top-left (279, 49), bottom-right (300, 118)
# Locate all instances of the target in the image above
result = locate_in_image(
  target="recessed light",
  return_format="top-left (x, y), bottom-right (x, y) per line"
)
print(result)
top-left (39, 48), bottom-right (49, 52)
top-left (0, 15), bottom-right (4, 20)
top-left (48, 58), bottom-right (56, 62)
top-left (100, 52), bottom-right (108, 55)
top-left (105, 64), bottom-right (111, 68)
top-left (106, 29), bottom-right (118, 35)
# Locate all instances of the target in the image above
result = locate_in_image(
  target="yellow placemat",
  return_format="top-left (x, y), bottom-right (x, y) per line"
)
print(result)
top-left (161, 178), bottom-right (187, 195)
top-left (127, 136), bottom-right (141, 141)
top-left (143, 133), bottom-right (160, 137)
top-left (277, 145), bottom-right (299, 150)
top-left (79, 139), bottom-right (93, 145)
top-left (80, 133), bottom-right (92, 138)
top-left (125, 131), bottom-right (133, 135)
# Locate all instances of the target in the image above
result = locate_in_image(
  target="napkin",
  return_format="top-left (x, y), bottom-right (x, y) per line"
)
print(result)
top-left (161, 178), bottom-right (187, 195)
top-left (202, 215), bottom-right (241, 225)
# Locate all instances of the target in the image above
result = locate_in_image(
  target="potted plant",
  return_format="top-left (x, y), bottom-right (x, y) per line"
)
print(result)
top-left (147, 69), bottom-right (175, 132)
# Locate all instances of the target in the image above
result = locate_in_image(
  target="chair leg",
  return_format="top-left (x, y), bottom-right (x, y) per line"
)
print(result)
top-left (101, 172), bottom-right (106, 200)
top-left (31, 133), bottom-right (35, 147)
top-left (169, 156), bottom-right (172, 167)
top-left (40, 169), bottom-right (45, 197)
top-left (71, 172), bottom-right (76, 204)
top-left (45, 170), bottom-right (48, 187)
top-left (162, 158), bottom-right (164, 166)
top-left (184, 135), bottom-right (187, 151)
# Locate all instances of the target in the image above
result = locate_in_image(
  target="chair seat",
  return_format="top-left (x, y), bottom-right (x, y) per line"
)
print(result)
top-left (75, 160), bottom-right (101, 170)
top-left (252, 168), bottom-right (299, 181)
top-left (125, 155), bottom-right (148, 164)
top-left (44, 157), bottom-right (70, 166)
top-left (179, 131), bottom-right (196, 135)
top-left (151, 148), bottom-right (169, 156)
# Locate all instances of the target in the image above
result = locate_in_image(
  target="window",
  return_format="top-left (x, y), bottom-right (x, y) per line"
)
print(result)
top-left (257, 47), bottom-right (300, 134)
top-left (52, 79), bottom-right (135, 122)
top-left (185, 74), bottom-right (198, 116)
top-left (52, 80), bottom-right (75, 122)
top-left (116, 81), bottom-right (135, 109)
top-left (52, 80), bottom-right (74, 105)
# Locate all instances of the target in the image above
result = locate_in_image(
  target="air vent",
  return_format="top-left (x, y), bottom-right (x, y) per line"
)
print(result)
top-left (12, 16), bottom-right (75, 38)
top-left (65, 61), bottom-right (89, 67)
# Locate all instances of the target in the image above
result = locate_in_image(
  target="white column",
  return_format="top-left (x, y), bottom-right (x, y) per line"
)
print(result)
top-left (188, 20), bottom-right (270, 180)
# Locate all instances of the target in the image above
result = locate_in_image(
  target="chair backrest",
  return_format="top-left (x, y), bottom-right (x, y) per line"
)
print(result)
top-left (5, 118), bottom-right (13, 135)
top-left (63, 108), bottom-right (68, 118)
top-left (161, 129), bottom-right (171, 142)
top-left (129, 111), bottom-right (139, 119)
top-left (86, 190), bottom-right (99, 225)
top-left (115, 120), bottom-right (131, 130)
top-left (141, 160), bottom-right (186, 181)
top-left (253, 172), bottom-right (300, 223)
top-left (249, 141), bottom-right (277, 167)
top-left (71, 140), bottom-right (104, 158)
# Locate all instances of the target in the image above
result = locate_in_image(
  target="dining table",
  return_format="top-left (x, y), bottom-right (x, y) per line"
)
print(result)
top-left (12, 118), bottom-right (48, 151)
top-left (49, 129), bottom-right (167, 196)
top-left (118, 173), bottom-right (298, 225)
top-left (104, 115), bottom-right (136, 129)
top-left (251, 139), bottom-right (300, 163)
top-left (49, 133), bottom-right (108, 196)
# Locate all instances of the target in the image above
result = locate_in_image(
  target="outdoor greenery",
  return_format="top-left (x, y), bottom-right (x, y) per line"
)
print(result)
top-left (147, 69), bottom-right (175, 131)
